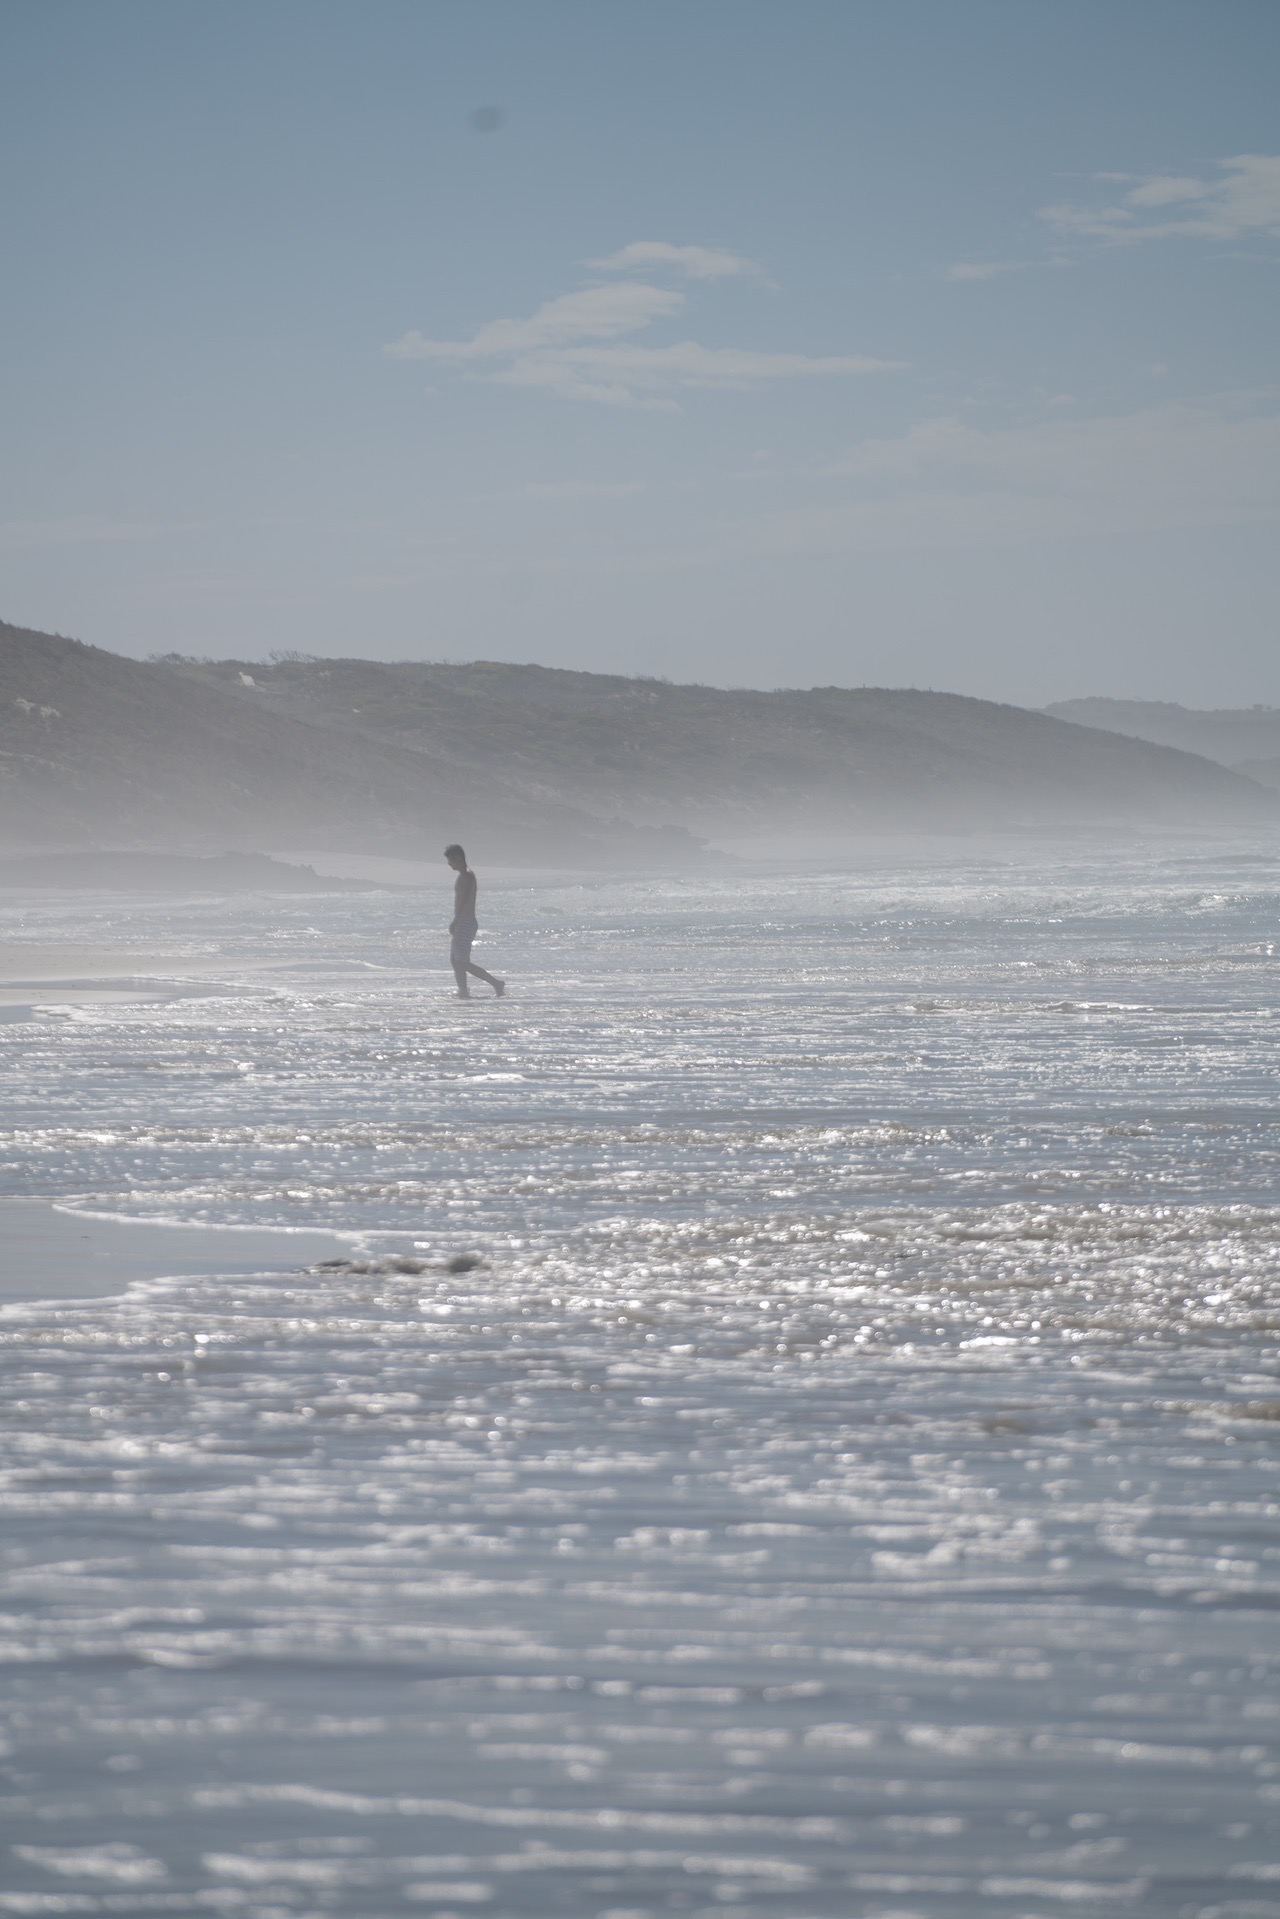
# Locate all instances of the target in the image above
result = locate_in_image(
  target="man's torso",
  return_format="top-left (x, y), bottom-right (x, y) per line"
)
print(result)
top-left (454, 868), bottom-right (478, 925)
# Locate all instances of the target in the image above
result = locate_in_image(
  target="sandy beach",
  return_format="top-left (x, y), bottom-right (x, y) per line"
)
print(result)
top-left (0, 1198), bottom-right (351, 1305)
top-left (0, 943), bottom-right (198, 981)
top-left (0, 941), bottom-right (293, 1009)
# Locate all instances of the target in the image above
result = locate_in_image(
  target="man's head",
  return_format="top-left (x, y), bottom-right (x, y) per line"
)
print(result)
top-left (444, 843), bottom-right (466, 871)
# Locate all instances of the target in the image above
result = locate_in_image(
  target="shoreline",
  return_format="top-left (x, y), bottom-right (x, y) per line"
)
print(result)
top-left (0, 942), bottom-right (301, 1010)
top-left (0, 1198), bottom-right (352, 1306)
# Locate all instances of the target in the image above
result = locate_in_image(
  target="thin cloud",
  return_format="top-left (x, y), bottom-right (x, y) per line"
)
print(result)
top-left (481, 479), bottom-right (648, 502)
top-left (386, 252), bottom-right (900, 407)
top-left (589, 241), bottom-right (765, 281)
top-left (943, 261), bottom-right (1022, 282)
top-left (386, 282), bottom-right (685, 364)
top-left (523, 478), bottom-right (647, 500)
top-left (0, 515), bottom-right (174, 550)
top-left (382, 395), bottom-right (1280, 588)
top-left (495, 341), bottom-right (900, 408)
top-left (1040, 153), bottom-right (1280, 248)
top-left (797, 394), bottom-right (1280, 549)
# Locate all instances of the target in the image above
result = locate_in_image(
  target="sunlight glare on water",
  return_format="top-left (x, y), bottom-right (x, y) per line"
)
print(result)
top-left (1, 842), bottom-right (1278, 1917)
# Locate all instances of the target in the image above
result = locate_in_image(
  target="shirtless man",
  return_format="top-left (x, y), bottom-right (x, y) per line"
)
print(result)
top-left (444, 844), bottom-right (505, 999)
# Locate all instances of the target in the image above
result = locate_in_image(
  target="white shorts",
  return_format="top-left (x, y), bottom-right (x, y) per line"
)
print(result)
top-left (450, 918), bottom-right (478, 966)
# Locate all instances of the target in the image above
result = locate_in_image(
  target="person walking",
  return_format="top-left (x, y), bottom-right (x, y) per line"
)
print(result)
top-left (444, 844), bottom-right (505, 999)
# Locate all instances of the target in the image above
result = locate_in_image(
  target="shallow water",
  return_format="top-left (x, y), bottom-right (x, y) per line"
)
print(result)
top-left (2, 841), bottom-right (1279, 1917)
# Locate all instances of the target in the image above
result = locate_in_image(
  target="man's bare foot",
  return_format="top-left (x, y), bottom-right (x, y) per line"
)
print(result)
top-left (453, 989), bottom-right (471, 999)
top-left (493, 980), bottom-right (506, 997)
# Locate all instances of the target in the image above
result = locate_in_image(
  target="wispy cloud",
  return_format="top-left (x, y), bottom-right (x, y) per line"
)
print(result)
top-left (521, 478), bottom-right (647, 501)
top-left (387, 282), bottom-right (684, 364)
top-left (943, 260), bottom-right (1022, 283)
top-left (0, 515), bottom-right (174, 550)
top-left (1040, 153), bottom-right (1280, 248)
top-left (385, 244), bottom-right (901, 407)
top-left (476, 478), bottom-right (649, 504)
top-left (783, 394), bottom-right (1280, 551)
top-left (588, 241), bottom-right (764, 281)
top-left (551, 396), bottom-right (1280, 578)
top-left (489, 340), bottom-right (897, 408)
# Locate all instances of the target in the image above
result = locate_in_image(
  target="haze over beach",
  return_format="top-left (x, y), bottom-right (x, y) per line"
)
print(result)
top-left (2, 620), bottom-right (1276, 868)
top-left (2, 5), bottom-right (1279, 1916)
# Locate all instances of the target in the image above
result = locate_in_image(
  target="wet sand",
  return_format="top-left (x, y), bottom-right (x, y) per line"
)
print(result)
top-left (0, 1198), bottom-right (351, 1304)
top-left (0, 942), bottom-right (293, 1008)
top-left (0, 941), bottom-right (230, 980)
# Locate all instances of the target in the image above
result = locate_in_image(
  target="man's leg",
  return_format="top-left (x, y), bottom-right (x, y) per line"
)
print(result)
top-left (465, 959), bottom-right (505, 996)
top-left (450, 929), bottom-right (473, 996)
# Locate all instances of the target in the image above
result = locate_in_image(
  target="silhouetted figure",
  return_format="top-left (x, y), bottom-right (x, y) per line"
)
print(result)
top-left (444, 844), bottom-right (505, 999)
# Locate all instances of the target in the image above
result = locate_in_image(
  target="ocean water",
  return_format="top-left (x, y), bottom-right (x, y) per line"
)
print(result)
top-left (1, 840), bottom-right (1278, 1918)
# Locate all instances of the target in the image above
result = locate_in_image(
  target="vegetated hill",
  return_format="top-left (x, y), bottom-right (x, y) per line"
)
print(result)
top-left (1231, 757), bottom-right (1280, 793)
top-left (1045, 697), bottom-right (1280, 778)
top-left (3, 622), bottom-right (1272, 858)
top-left (159, 652), bottom-right (1276, 839)
top-left (0, 851), bottom-right (380, 892)
top-left (0, 622), bottom-right (697, 863)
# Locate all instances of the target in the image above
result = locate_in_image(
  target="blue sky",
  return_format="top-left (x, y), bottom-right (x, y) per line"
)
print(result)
top-left (2, 0), bottom-right (1277, 703)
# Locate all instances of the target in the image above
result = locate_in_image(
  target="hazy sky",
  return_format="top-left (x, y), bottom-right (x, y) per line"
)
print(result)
top-left (2, 1), bottom-right (1277, 704)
